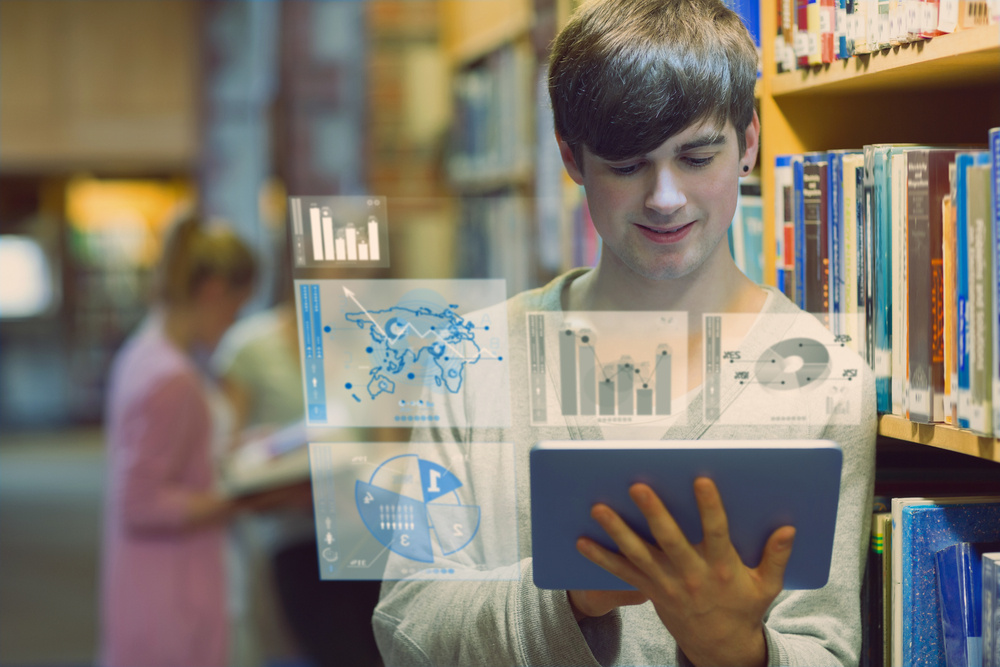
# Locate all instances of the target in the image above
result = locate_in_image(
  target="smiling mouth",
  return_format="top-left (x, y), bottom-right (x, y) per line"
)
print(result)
top-left (637, 221), bottom-right (695, 234)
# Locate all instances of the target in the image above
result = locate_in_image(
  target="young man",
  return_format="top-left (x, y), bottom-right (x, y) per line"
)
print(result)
top-left (373, 0), bottom-right (876, 664)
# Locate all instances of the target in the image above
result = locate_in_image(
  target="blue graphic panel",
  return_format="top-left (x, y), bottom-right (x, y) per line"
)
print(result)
top-left (427, 504), bottom-right (481, 556)
top-left (355, 481), bottom-right (433, 563)
top-left (293, 280), bottom-right (509, 428)
top-left (419, 459), bottom-right (462, 503)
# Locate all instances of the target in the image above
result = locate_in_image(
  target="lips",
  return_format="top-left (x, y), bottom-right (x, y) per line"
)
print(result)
top-left (635, 221), bottom-right (696, 244)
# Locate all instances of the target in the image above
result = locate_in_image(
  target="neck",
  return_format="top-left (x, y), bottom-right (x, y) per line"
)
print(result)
top-left (566, 254), bottom-right (766, 324)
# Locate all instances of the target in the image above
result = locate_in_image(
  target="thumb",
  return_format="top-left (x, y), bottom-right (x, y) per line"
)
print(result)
top-left (756, 526), bottom-right (795, 594)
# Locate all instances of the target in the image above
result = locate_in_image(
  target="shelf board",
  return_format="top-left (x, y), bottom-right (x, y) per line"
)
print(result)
top-left (878, 414), bottom-right (1000, 463)
top-left (440, 0), bottom-right (534, 67)
top-left (771, 25), bottom-right (1000, 97)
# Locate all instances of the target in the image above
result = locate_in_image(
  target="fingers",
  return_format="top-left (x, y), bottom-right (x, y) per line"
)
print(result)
top-left (576, 504), bottom-right (655, 588)
top-left (692, 477), bottom-right (733, 562)
top-left (755, 525), bottom-right (796, 594)
top-left (628, 484), bottom-right (701, 572)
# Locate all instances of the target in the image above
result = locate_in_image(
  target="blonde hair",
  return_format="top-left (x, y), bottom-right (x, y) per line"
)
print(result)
top-left (156, 215), bottom-right (257, 305)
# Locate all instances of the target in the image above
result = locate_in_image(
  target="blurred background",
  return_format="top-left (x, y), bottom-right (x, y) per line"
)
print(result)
top-left (0, 1), bottom-right (577, 665)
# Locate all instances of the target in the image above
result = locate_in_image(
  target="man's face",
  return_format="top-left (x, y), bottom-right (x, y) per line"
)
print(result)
top-left (560, 116), bottom-right (757, 284)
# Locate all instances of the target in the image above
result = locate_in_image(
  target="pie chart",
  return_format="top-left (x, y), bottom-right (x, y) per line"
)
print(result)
top-left (355, 454), bottom-right (480, 562)
top-left (753, 338), bottom-right (831, 390)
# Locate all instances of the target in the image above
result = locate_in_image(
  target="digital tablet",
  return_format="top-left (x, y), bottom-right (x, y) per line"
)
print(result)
top-left (529, 439), bottom-right (842, 591)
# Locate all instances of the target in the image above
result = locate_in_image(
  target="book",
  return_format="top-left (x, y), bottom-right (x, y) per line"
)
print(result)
top-left (803, 159), bottom-right (831, 323)
top-left (775, 155), bottom-right (796, 296)
top-left (990, 128), bottom-right (1000, 438)
top-left (968, 163), bottom-right (994, 436)
top-left (843, 153), bottom-right (867, 355)
top-left (955, 152), bottom-right (991, 428)
top-left (935, 541), bottom-right (1000, 667)
top-left (867, 145), bottom-right (894, 412)
top-left (862, 511), bottom-right (891, 667)
top-left (944, 164), bottom-right (958, 424)
top-left (821, 0), bottom-right (837, 61)
top-left (906, 148), bottom-right (956, 423)
top-left (984, 552), bottom-right (1000, 667)
top-left (895, 498), bottom-right (1000, 667)
top-left (892, 149), bottom-right (909, 417)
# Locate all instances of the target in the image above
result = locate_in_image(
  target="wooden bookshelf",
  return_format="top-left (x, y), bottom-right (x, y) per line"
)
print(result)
top-left (759, 11), bottom-right (1000, 285)
top-left (771, 25), bottom-right (1000, 97)
top-left (878, 415), bottom-right (1000, 463)
top-left (440, 0), bottom-right (534, 66)
top-left (759, 3), bottom-right (1000, 473)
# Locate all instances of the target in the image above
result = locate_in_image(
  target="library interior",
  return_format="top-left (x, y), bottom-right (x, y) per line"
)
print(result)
top-left (1, 1), bottom-right (999, 666)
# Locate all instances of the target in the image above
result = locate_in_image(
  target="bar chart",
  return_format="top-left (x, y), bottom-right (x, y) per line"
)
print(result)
top-left (289, 195), bottom-right (390, 269)
top-left (528, 312), bottom-right (687, 427)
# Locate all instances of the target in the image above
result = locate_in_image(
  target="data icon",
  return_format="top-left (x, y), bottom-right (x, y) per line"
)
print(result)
top-left (295, 279), bottom-right (510, 427)
top-left (355, 455), bottom-right (480, 563)
top-left (309, 441), bottom-right (518, 582)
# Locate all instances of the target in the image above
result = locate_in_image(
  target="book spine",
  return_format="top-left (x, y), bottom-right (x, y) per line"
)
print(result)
top-left (858, 163), bottom-right (871, 363)
top-left (893, 151), bottom-right (910, 417)
top-left (944, 162), bottom-right (958, 424)
top-left (874, 148), bottom-right (893, 413)
top-left (775, 156), bottom-right (794, 293)
top-left (831, 153), bottom-right (845, 337)
top-left (957, 154), bottom-right (974, 428)
top-left (990, 128), bottom-right (1000, 437)
top-left (803, 162), bottom-right (830, 321)
top-left (821, 0), bottom-right (837, 61)
top-left (969, 164), bottom-right (994, 436)
top-left (984, 552), bottom-right (1000, 667)
top-left (928, 151), bottom-right (955, 424)
top-left (906, 150), bottom-right (932, 423)
top-left (795, 156), bottom-right (808, 307)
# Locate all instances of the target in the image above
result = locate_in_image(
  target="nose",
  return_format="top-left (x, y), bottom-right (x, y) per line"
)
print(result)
top-left (645, 165), bottom-right (686, 216)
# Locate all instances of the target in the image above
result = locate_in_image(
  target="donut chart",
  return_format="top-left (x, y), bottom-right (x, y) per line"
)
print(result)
top-left (355, 454), bottom-right (480, 562)
top-left (753, 338), bottom-right (831, 390)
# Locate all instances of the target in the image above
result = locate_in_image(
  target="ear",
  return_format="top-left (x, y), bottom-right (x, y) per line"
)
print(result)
top-left (556, 132), bottom-right (585, 185)
top-left (740, 110), bottom-right (761, 174)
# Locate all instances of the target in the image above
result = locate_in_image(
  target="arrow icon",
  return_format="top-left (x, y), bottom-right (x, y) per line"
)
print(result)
top-left (343, 286), bottom-right (389, 339)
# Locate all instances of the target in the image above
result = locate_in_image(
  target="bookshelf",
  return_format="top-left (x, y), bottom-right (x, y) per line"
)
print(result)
top-left (759, 5), bottom-right (1000, 466)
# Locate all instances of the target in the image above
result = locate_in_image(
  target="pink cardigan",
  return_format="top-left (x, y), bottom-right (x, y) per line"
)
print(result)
top-left (99, 319), bottom-right (228, 667)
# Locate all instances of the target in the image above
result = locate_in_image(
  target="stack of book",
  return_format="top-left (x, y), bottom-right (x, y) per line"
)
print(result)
top-left (860, 497), bottom-right (1000, 667)
top-left (774, 0), bottom-right (999, 73)
top-left (773, 129), bottom-right (1000, 436)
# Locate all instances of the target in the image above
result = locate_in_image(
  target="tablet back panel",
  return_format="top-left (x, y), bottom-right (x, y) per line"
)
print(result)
top-left (529, 440), bottom-right (842, 591)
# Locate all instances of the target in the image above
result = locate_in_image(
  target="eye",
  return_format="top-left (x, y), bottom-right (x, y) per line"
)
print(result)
top-left (608, 162), bottom-right (643, 176)
top-left (683, 155), bottom-right (716, 169)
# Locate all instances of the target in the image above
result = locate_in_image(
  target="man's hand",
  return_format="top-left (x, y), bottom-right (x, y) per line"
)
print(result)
top-left (573, 478), bottom-right (795, 667)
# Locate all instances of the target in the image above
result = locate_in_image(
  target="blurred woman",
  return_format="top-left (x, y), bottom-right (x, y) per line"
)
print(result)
top-left (99, 216), bottom-right (256, 667)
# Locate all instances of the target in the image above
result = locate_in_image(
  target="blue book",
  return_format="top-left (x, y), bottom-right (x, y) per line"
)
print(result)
top-left (900, 500), bottom-right (1000, 667)
top-left (984, 552), bottom-right (1000, 667)
top-left (828, 150), bottom-right (863, 341)
top-left (955, 151), bottom-right (991, 428)
top-left (936, 542), bottom-right (1000, 667)
top-left (794, 154), bottom-right (807, 309)
top-left (989, 128), bottom-right (1000, 437)
top-left (870, 145), bottom-right (893, 412)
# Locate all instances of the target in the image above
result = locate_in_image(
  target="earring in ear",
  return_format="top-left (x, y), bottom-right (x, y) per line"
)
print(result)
top-left (742, 165), bottom-right (750, 173)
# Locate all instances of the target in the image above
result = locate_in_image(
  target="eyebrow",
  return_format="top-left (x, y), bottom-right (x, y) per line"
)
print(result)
top-left (674, 133), bottom-right (727, 154)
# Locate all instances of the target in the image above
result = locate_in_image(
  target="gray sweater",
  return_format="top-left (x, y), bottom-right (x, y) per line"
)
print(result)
top-left (374, 270), bottom-right (877, 667)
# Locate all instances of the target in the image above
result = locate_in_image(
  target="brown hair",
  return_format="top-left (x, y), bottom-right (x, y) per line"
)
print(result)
top-left (156, 215), bottom-right (257, 305)
top-left (548, 0), bottom-right (758, 169)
